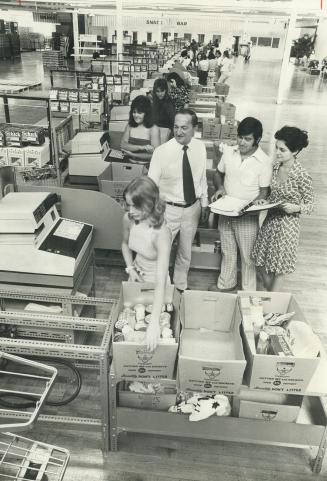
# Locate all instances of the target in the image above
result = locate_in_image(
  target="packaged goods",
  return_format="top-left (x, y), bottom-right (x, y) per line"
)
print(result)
top-left (112, 283), bottom-right (180, 379)
top-left (239, 291), bottom-right (322, 393)
top-left (269, 334), bottom-right (293, 356)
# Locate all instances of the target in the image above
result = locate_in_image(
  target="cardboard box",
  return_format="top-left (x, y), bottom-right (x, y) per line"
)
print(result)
top-left (24, 140), bottom-right (50, 168)
top-left (0, 147), bottom-right (8, 166)
top-left (118, 380), bottom-right (176, 410)
top-left (7, 147), bottom-right (25, 168)
top-left (216, 102), bottom-right (236, 122)
top-left (233, 386), bottom-right (302, 423)
top-left (202, 118), bottom-right (221, 140)
top-left (215, 83), bottom-right (230, 96)
top-left (112, 282), bottom-right (181, 380)
top-left (98, 162), bottom-right (147, 206)
top-left (178, 291), bottom-right (246, 395)
top-left (238, 291), bottom-right (321, 394)
top-left (89, 102), bottom-right (104, 122)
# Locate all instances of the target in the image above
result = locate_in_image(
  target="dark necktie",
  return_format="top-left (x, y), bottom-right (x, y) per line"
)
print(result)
top-left (182, 145), bottom-right (196, 204)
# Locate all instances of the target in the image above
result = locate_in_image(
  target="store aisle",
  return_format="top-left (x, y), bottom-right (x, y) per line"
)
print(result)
top-left (1, 52), bottom-right (327, 479)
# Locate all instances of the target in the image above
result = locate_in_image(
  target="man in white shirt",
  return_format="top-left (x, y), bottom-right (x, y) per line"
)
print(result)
top-left (148, 109), bottom-right (209, 292)
top-left (209, 117), bottom-right (272, 292)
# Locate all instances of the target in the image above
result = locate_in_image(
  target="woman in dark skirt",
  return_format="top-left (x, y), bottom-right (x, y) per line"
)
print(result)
top-left (152, 78), bottom-right (175, 144)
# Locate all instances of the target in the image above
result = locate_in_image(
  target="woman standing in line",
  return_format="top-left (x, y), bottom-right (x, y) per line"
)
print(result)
top-left (197, 53), bottom-right (210, 86)
top-left (122, 176), bottom-right (172, 350)
top-left (219, 50), bottom-right (234, 84)
top-left (166, 71), bottom-right (190, 112)
top-left (252, 126), bottom-right (314, 291)
top-left (152, 78), bottom-right (176, 144)
top-left (121, 95), bottom-right (160, 165)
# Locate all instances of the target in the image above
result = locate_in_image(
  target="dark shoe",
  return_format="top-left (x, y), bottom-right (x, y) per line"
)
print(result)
top-left (176, 287), bottom-right (190, 294)
top-left (208, 284), bottom-right (237, 292)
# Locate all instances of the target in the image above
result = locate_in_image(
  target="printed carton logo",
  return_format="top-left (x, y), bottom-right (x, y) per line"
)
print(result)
top-left (276, 361), bottom-right (295, 376)
top-left (136, 347), bottom-right (154, 364)
top-left (203, 367), bottom-right (221, 381)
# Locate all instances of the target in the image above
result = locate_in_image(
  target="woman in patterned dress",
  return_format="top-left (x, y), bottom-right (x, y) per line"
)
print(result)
top-left (166, 72), bottom-right (190, 112)
top-left (252, 126), bottom-right (314, 291)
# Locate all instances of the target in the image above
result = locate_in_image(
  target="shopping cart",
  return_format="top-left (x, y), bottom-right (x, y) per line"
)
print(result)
top-left (0, 352), bottom-right (70, 480)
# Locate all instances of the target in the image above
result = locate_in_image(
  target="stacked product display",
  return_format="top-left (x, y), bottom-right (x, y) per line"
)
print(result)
top-left (0, 123), bottom-right (49, 169)
top-left (50, 86), bottom-right (104, 126)
top-left (42, 49), bottom-right (65, 69)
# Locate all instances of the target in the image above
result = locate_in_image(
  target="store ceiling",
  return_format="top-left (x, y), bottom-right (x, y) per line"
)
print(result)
top-left (0, 0), bottom-right (323, 17)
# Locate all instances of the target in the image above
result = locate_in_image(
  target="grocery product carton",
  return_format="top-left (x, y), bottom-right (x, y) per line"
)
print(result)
top-left (7, 147), bottom-right (25, 168)
top-left (232, 386), bottom-right (302, 423)
top-left (113, 282), bottom-right (181, 380)
top-left (0, 147), bottom-right (8, 166)
top-left (98, 162), bottom-right (147, 206)
top-left (118, 379), bottom-right (177, 410)
top-left (178, 290), bottom-right (246, 395)
top-left (202, 118), bottom-right (221, 140)
top-left (238, 291), bottom-right (321, 394)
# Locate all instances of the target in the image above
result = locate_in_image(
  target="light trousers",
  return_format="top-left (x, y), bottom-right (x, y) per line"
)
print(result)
top-left (217, 214), bottom-right (258, 291)
top-left (165, 201), bottom-right (201, 291)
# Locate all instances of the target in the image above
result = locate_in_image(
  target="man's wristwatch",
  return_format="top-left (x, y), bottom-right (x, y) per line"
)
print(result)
top-left (125, 265), bottom-right (135, 274)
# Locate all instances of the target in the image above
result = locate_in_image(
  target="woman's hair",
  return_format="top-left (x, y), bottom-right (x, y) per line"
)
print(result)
top-left (166, 72), bottom-right (185, 88)
top-left (238, 116), bottom-right (263, 145)
top-left (208, 50), bottom-right (216, 59)
top-left (216, 49), bottom-right (222, 57)
top-left (274, 126), bottom-right (309, 154)
top-left (129, 95), bottom-right (153, 128)
top-left (223, 49), bottom-right (230, 58)
top-left (153, 78), bottom-right (169, 97)
top-left (123, 176), bottom-right (166, 228)
top-left (200, 53), bottom-right (207, 61)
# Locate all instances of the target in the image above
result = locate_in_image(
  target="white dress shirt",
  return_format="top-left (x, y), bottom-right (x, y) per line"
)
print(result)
top-left (148, 137), bottom-right (208, 207)
top-left (218, 144), bottom-right (272, 201)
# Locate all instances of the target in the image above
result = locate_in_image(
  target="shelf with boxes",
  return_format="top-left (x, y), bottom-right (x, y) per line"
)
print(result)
top-left (90, 60), bottom-right (132, 105)
top-left (108, 287), bottom-right (327, 474)
top-left (0, 94), bottom-right (67, 186)
top-left (49, 69), bottom-right (108, 131)
top-left (0, 122), bottom-right (49, 170)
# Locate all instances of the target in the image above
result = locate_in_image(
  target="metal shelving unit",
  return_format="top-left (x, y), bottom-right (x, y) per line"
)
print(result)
top-left (108, 363), bottom-right (327, 473)
top-left (0, 285), bottom-right (116, 452)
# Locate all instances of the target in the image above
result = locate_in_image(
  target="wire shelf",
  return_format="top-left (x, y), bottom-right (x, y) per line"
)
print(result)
top-left (0, 432), bottom-right (69, 481)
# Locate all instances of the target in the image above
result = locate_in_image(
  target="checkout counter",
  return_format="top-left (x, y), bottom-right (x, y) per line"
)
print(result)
top-left (0, 192), bottom-right (93, 288)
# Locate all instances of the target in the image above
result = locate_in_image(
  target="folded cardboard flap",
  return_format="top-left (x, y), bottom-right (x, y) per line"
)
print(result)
top-left (181, 290), bottom-right (237, 332)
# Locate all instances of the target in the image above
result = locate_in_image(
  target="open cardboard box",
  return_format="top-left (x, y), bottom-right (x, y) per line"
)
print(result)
top-left (113, 282), bottom-right (181, 380)
top-left (118, 379), bottom-right (177, 411)
top-left (232, 386), bottom-right (302, 423)
top-left (178, 290), bottom-right (246, 395)
top-left (238, 291), bottom-right (321, 394)
top-left (98, 162), bottom-right (147, 206)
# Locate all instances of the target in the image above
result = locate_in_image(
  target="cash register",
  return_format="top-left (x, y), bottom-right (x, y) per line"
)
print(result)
top-left (68, 131), bottom-right (111, 184)
top-left (0, 192), bottom-right (93, 287)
